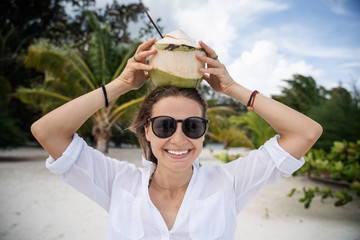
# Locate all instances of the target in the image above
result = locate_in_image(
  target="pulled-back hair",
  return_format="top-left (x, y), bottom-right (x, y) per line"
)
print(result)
top-left (130, 86), bottom-right (208, 164)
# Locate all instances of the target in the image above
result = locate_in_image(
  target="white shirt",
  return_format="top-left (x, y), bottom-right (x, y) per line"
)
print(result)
top-left (46, 134), bottom-right (304, 240)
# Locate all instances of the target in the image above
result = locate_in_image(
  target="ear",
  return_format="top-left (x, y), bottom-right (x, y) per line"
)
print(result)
top-left (144, 126), bottom-right (150, 141)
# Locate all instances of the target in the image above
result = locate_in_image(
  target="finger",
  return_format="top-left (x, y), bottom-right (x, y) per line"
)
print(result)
top-left (135, 48), bottom-right (157, 62)
top-left (198, 40), bottom-right (217, 58)
top-left (137, 38), bottom-right (157, 52)
top-left (132, 62), bottom-right (154, 71)
top-left (200, 67), bottom-right (220, 75)
top-left (196, 54), bottom-right (221, 66)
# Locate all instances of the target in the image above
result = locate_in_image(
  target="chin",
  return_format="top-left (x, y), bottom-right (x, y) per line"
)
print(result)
top-left (170, 162), bottom-right (194, 172)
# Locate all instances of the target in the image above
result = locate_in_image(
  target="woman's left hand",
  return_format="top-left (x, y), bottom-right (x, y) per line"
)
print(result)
top-left (197, 41), bottom-right (236, 95)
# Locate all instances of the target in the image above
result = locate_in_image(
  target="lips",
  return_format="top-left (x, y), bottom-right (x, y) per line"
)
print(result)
top-left (166, 149), bottom-right (190, 156)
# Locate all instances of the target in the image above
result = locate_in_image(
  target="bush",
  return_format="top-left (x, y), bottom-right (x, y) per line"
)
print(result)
top-left (289, 140), bottom-right (360, 208)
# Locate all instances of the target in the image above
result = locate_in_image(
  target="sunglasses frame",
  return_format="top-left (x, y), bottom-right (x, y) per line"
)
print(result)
top-left (148, 116), bottom-right (209, 139)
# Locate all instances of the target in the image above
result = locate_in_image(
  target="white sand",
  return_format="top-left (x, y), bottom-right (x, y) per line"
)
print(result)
top-left (0, 147), bottom-right (359, 240)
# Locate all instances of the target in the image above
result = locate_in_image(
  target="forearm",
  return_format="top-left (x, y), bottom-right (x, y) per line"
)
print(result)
top-left (225, 83), bottom-right (323, 159)
top-left (31, 80), bottom-right (129, 159)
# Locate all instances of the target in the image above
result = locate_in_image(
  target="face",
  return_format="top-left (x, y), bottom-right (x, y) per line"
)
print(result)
top-left (145, 96), bottom-right (205, 173)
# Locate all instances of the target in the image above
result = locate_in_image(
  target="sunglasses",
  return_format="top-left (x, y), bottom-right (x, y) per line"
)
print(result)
top-left (148, 116), bottom-right (209, 139)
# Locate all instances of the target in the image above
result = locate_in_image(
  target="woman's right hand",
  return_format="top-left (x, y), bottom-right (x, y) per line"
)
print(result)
top-left (116, 38), bottom-right (157, 91)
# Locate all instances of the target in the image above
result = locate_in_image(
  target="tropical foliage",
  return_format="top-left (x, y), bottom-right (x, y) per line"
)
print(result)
top-left (0, 27), bottom-right (40, 147)
top-left (15, 12), bottom-right (147, 152)
top-left (273, 74), bottom-right (360, 151)
top-left (210, 111), bottom-right (276, 163)
top-left (272, 74), bottom-right (327, 114)
top-left (206, 106), bottom-right (255, 149)
top-left (288, 140), bottom-right (360, 208)
top-left (1, 0), bottom-right (162, 148)
top-left (230, 112), bottom-right (277, 148)
top-left (199, 83), bottom-right (245, 111)
top-left (213, 152), bottom-right (243, 163)
top-left (307, 87), bottom-right (360, 150)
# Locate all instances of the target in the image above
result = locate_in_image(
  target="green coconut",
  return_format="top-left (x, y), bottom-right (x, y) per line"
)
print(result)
top-left (149, 29), bottom-right (206, 88)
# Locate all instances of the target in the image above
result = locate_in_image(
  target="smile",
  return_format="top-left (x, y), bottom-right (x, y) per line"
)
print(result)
top-left (166, 150), bottom-right (190, 156)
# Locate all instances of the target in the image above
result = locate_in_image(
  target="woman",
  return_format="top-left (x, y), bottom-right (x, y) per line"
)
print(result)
top-left (31, 38), bottom-right (322, 239)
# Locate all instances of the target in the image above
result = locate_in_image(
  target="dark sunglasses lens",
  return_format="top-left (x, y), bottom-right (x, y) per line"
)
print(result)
top-left (183, 118), bottom-right (206, 139)
top-left (152, 117), bottom-right (176, 138)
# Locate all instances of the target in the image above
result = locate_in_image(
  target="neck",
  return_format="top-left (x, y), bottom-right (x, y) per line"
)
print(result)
top-left (152, 165), bottom-right (193, 191)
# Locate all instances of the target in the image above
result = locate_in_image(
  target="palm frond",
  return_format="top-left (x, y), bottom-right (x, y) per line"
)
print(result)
top-left (87, 31), bottom-right (113, 85)
top-left (109, 96), bottom-right (145, 121)
top-left (108, 111), bottom-right (126, 130)
top-left (15, 86), bottom-right (72, 114)
top-left (85, 11), bottom-right (115, 86)
top-left (85, 11), bottom-right (101, 30)
top-left (15, 87), bottom-right (72, 102)
top-left (230, 112), bottom-right (276, 147)
top-left (207, 106), bottom-right (236, 115)
top-left (111, 43), bottom-right (139, 80)
top-left (25, 39), bottom-right (96, 90)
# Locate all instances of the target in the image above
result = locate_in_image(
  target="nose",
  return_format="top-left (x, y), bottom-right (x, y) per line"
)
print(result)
top-left (169, 122), bottom-right (188, 143)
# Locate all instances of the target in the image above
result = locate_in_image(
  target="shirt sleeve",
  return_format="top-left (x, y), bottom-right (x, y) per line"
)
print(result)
top-left (220, 134), bottom-right (304, 213)
top-left (45, 133), bottom-right (136, 211)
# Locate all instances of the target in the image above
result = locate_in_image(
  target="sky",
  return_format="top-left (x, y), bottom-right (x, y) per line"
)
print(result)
top-left (95, 0), bottom-right (360, 96)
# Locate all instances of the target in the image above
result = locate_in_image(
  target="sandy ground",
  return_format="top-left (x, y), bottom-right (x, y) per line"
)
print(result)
top-left (0, 147), bottom-right (359, 240)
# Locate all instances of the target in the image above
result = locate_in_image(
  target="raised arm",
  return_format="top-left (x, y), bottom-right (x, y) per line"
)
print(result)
top-left (197, 41), bottom-right (322, 159)
top-left (31, 39), bottom-right (157, 160)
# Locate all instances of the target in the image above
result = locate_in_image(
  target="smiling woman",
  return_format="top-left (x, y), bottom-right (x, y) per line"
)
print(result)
top-left (133, 89), bottom-right (208, 230)
top-left (130, 87), bottom-right (208, 165)
top-left (30, 37), bottom-right (322, 239)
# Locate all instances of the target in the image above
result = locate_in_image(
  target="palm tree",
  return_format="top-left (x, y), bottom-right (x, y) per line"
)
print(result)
top-left (15, 12), bottom-right (146, 153)
top-left (230, 112), bottom-right (277, 148)
top-left (206, 106), bottom-right (255, 149)
top-left (272, 74), bottom-right (326, 114)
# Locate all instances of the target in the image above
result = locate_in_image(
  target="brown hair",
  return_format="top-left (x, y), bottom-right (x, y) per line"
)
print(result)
top-left (130, 86), bottom-right (208, 164)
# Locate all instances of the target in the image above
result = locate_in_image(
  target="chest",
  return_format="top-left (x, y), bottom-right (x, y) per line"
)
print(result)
top-left (148, 188), bottom-right (186, 230)
top-left (109, 180), bottom-right (235, 239)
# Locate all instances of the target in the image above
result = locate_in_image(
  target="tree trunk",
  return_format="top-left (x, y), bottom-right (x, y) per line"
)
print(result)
top-left (92, 124), bottom-right (110, 153)
top-left (96, 137), bottom-right (109, 153)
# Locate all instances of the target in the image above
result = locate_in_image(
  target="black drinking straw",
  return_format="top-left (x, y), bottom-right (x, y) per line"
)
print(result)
top-left (140, 3), bottom-right (163, 38)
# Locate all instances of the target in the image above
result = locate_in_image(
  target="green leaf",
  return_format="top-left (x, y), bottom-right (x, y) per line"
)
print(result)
top-left (287, 188), bottom-right (296, 197)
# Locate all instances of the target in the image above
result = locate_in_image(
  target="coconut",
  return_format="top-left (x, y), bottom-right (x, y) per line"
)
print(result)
top-left (148, 29), bottom-right (206, 88)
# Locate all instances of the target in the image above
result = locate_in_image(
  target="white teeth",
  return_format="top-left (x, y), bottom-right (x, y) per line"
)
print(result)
top-left (167, 150), bottom-right (189, 156)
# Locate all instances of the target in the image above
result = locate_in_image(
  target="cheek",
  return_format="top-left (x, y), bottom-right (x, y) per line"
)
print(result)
top-left (192, 137), bottom-right (205, 150)
top-left (197, 140), bottom-right (205, 149)
top-left (198, 135), bottom-right (205, 145)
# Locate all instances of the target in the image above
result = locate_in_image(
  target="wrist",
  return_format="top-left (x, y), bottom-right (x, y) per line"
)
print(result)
top-left (224, 83), bottom-right (253, 106)
top-left (106, 80), bottom-right (131, 102)
top-left (222, 80), bottom-right (237, 96)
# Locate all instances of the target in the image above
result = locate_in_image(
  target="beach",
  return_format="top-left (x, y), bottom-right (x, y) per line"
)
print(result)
top-left (0, 147), bottom-right (359, 240)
